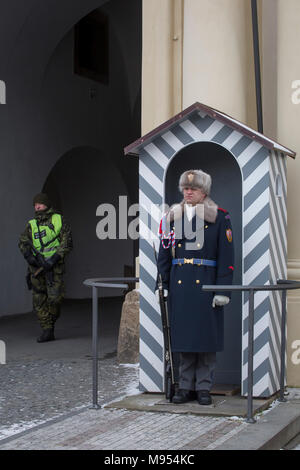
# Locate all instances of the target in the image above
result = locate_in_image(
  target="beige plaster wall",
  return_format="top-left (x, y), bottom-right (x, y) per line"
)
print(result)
top-left (182, 0), bottom-right (256, 126)
top-left (142, 0), bottom-right (183, 134)
top-left (261, 0), bottom-right (278, 141)
top-left (142, 0), bottom-right (257, 130)
top-left (277, 0), bottom-right (300, 387)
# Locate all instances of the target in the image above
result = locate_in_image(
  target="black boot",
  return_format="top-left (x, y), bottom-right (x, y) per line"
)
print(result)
top-left (197, 390), bottom-right (212, 405)
top-left (37, 328), bottom-right (55, 343)
top-left (172, 389), bottom-right (196, 404)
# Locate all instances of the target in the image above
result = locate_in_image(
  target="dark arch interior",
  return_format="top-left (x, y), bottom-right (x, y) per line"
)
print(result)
top-left (38, 0), bottom-right (142, 301)
top-left (165, 141), bottom-right (242, 386)
top-left (35, 2), bottom-right (142, 355)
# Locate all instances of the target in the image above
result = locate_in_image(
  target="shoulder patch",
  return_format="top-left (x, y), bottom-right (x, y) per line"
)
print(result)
top-left (226, 229), bottom-right (233, 243)
top-left (218, 207), bottom-right (228, 213)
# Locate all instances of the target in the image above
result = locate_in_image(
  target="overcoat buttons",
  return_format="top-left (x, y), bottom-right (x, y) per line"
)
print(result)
top-left (178, 280), bottom-right (182, 284)
top-left (178, 243), bottom-right (182, 248)
top-left (196, 280), bottom-right (200, 284)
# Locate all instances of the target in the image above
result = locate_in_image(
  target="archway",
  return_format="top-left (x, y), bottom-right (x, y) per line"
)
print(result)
top-left (43, 145), bottom-right (136, 297)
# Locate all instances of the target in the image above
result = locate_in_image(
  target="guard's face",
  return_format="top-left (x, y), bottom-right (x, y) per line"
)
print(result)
top-left (183, 187), bottom-right (206, 206)
top-left (34, 203), bottom-right (48, 212)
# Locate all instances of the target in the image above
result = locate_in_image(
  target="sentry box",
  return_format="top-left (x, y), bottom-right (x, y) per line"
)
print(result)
top-left (124, 102), bottom-right (296, 398)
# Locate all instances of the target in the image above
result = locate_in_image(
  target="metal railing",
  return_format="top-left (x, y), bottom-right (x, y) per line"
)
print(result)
top-left (202, 279), bottom-right (300, 423)
top-left (83, 277), bottom-right (138, 409)
top-left (84, 276), bottom-right (300, 421)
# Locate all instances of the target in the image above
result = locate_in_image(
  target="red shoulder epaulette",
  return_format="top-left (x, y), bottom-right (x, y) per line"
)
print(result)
top-left (218, 207), bottom-right (227, 213)
top-left (159, 219), bottom-right (163, 235)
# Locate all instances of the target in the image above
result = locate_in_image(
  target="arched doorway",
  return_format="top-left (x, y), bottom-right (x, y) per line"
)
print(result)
top-left (41, 141), bottom-right (138, 358)
top-left (165, 141), bottom-right (243, 386)
top-left (43, 146), bottom-right (136, 298)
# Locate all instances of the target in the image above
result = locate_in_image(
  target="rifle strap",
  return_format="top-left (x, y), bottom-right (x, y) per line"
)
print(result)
top-left (171, 225), bottom-right (175, 259)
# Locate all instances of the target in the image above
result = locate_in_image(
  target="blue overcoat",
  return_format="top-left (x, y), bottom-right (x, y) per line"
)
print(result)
top-left (156, 203), bottom-right (234, 353)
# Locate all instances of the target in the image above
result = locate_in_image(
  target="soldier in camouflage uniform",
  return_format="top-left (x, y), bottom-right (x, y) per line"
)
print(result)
top-left (19, 193), bottom-right (73, 342)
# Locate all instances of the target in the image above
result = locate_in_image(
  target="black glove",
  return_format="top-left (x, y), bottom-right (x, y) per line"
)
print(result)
top-left (35, 253), bottom-right (48, 269)
top-left (43, 253), bottom-right (61, 271)
top-left (24, 250), bottom-right (39, 267)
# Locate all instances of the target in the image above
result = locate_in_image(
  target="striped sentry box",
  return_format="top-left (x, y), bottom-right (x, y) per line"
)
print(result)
top-left (124, 102), bottom-right (295, 398)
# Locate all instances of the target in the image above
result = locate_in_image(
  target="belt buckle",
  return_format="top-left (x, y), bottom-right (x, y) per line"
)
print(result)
top-left (184, 258), bottom-right (194, 265)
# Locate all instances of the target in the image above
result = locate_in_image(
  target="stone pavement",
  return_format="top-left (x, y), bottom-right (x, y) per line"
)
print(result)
top-left (0, 405), bottom-right (247, 450)
top-left (0, 298), bottom-right (139, 433)
top-left (0, 388), bottom-right (300, 451)
top-left (0, 298), bottom-right (299, 451)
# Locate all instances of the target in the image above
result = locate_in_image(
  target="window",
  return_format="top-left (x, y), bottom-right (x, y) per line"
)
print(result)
top-left (74, 9), bottom-right (109, 84)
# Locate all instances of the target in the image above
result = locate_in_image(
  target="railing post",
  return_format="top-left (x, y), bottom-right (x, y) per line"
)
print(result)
top-left (91, 285), bottom-right (101, 409)
top-left (279, 288), bottom-right (287, 402)
top-left (84, 278), bottom-right (135, 409)
top-left (202, 280), bottom-right (300, 422)
top-left (247, 289), bottom-right (256, 423)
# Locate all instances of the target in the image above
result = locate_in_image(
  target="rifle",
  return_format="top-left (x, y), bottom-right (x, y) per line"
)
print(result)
top-left (24, 241), bottom-right (45, 278)
top-left (30, 245), bottom-right (56, 285)
top-left (26, 266), bottom-right (44, 290)
top-left (153, 243), bottom-right (175, 402)
top-left (24, 241), bottom-right (55, 286)
top-left (24, 241), bottom-right (44, 290)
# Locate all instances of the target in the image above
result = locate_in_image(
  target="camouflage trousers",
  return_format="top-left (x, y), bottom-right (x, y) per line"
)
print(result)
top-left (29, 265), bottom-right (65, 330)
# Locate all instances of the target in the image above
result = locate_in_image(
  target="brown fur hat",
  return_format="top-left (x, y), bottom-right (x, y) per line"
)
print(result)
top-left (179, 169), bottom-right (212, 195)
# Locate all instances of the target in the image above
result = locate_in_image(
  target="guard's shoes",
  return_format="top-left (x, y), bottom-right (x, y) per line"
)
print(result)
top-left (172, 389), bottom-right (196, 404)
top-left (197, 390), bottom-right (212, 405)
top-left (37, 328), bottom-right (55, 343)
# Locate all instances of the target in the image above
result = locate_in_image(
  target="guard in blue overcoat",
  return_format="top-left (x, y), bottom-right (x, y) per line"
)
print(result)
top-left (156, 169), bottom-right (234, 405)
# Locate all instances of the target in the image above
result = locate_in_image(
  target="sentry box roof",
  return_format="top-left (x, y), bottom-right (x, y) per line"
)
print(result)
top-left (124, 102), bottom-right (296, 159)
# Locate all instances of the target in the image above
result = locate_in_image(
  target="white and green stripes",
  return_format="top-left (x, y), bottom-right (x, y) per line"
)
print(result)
top-left (138, 110), bottom-right (287, 397)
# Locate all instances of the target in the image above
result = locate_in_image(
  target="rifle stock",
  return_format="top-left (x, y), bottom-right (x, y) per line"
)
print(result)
top-left (25, 241), bottom-right (46, 278)
top-left (153, 243), bottom-right (175, 401)
top-left (32, 266), bottom-right (43, 278)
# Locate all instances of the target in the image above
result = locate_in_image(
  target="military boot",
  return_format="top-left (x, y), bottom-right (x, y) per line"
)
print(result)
top-left (197, 390), bottom-right (212, 405)
top-left (172, 389), bottom-right (196, 404)
top-left (37, 328), bottom-right (55, 343)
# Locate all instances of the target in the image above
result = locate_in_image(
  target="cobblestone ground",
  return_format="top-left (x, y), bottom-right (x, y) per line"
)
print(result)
top-left (0, 407), bottom-right (246, 450)
top-left (0, 354), bottom-right (139, 439)
top-left (0, 344), bottom-right (248, 450)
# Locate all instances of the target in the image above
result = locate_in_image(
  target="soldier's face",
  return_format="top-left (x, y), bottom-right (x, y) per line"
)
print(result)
top-left (183, 187), bottom-right (206, 206)
top-left (34, 203), bottom-right (47, 212)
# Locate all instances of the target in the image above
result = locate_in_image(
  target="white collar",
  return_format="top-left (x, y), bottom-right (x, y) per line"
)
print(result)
top-left (185, 204), bottom-right (196, 221)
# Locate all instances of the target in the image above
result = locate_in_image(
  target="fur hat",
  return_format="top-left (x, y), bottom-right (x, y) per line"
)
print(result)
top-left (178, 169), bottom-right (212, 195)
top-left (33, 193), bottom-right (51, 208)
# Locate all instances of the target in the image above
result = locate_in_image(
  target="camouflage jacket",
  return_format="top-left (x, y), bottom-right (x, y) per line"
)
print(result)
top-left (18, 207), bottom-right (73, 261)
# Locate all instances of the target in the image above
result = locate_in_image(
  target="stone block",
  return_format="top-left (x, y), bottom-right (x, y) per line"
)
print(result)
top-left (117, 289), bottom-right (139, 364)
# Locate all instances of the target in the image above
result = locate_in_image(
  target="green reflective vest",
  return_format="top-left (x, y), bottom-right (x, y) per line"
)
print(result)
top-left (29, 214), bottom-right (62, 258)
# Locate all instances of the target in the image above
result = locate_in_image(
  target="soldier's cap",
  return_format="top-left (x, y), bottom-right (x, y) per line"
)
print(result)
top-left (33, 193), bottom-right (51, 208)
top-left (179, 169), bottom-right (212, 195)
